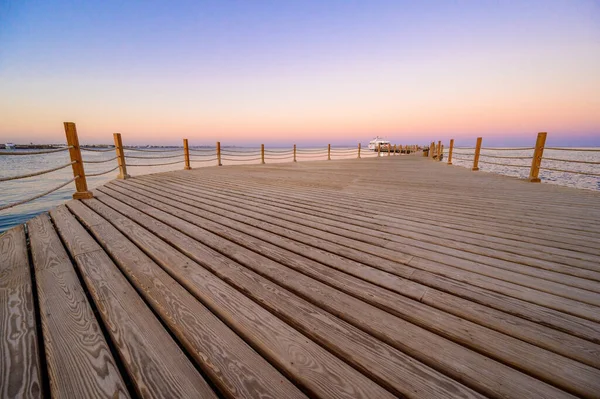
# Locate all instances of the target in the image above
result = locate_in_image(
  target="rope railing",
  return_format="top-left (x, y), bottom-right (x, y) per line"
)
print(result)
top-left (81, 147), bottom-right (115, 152)
top-left (296, 153), bottom-right (329, 158)
top-left (540, 167), bottom-right (600, 177)
top-left (542, 158), bottom-right (600, 165)
top-left (124, 153), bottom-right (184, 159)
top-left (545, 147), bottom-right (600, 152)
top-left (221, 157), bottom-right (263, 162)
top-left (0, 177), bottom-right (77, 212)
top-left (479, 154), bottom-right (532, 160)
top-left (264, 155), bottom-right (293, 160)
top-left (190, 157), bottom-right (218, 162)
top-left (188, 148), bottom-right (217, 153)
top-left (126, 159), bottom-right (185, 167)
top-left (83, 156), bottom-right (118, 164)
top-left (124, 147), bottom-right (183, 153)
top-left (220, 151), bottom-right (260, 156)
top-left (86, 166), bottom-right (120, 177)
top-left (264, 148), bottom-right (294, 153)
top-left (0, 161), bottom-right (76, 182)
top-left (481, 147), bottom-right (535, 151)
top-left (478, 160), bottom-right (530, 168)
top-left (443, 132), bottom-right (599, 184)
top-left (296, 148), bottom-right (328, 153)
top-left (0, 146), bottom-right (72, 156)
top-left (220, 148), bottom-right (260, 153)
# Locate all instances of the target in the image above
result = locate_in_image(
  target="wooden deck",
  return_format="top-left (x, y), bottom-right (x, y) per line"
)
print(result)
top-left (2, 154), bottom-right (600, 398)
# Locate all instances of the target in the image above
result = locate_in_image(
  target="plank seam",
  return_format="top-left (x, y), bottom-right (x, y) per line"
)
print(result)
top-left (47, 213), bottom-right (140, 399)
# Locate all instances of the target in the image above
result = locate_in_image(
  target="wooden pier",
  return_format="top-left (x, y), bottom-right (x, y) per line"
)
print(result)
top-left (2, 155), bottom-right (600, 398)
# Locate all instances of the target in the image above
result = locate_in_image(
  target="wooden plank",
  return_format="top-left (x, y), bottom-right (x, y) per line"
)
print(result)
top-left (0, 225), bottom-right (42, 399)
top-left (87, 194), bottom-right (481, 399)
top-left (107, 179), bottom-right (600, 369)
top-left (65, 199), bottom-right (307, 399)
top-left (113, 178), bottom-right (600, 322)
top-left (113, 177), bottom-right (600, 344)
top-left (26, 214), bottom-right (129, 399)
top-left (49, 205), bottom-right (217, 399)
top-left (95, 187), bottom-right (580, 399)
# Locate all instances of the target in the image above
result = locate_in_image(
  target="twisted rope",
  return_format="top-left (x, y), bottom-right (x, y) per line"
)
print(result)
top-left (127, 159), bottom-right (184, 167)
top-left (125, 147), bottom-right (182, 153)
top-left (221, 157), bottom-right (263, 162)
top-left (84, 156), bottom-right (118, 164)
top-left (0, 161), bottom-right (75, 182)
top-left (190, 157), bottom-right (218, 162)
top-left (479, 154), bottom-right (532, 160)
top-left (540, 167), bottom-right (600, 177)
top-left (0, 177), bottom-right (77, 211)
top-left (296, 148), bottom-right (328, 153)
top-left (125, 153), bottom-right (183, 159)
top-left (0, 147), bottom-right (71, 156)
top-left (264, 149), bottom-right (294, 154)
top-left (542, 158), bottom-right (600, 165)
top-left (296, 153), bottom-right (329, 158)
top-left (481, 147), bottom-right (535, 151)
top-left (87, 166), bottom-right (120, 177)
top-left (81, 147), bottom-right (114, 152)
top-left (220, 151), bottom-right (261, 157)
top-left (478, 160), bottom-right (530, 168)
top-left (188, 148), bottom-right (217, 153)
top-left (264, 155), bottom-right (293, 160)
top-left (545, 147), bottom-right (600, 152)
top-left (220, 148), bottom-right (260, 153)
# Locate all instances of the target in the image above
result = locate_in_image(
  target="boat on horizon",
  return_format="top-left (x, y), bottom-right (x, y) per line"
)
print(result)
top-left (368, 136), bottom-right (390, 151)
top-left (3, 143), bottom-right (16, 150)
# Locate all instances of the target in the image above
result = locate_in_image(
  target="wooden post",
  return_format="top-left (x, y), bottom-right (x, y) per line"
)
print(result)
top-left (293, 144), bottom-right (297, 162)
top-left (448, 139), bottom-right (454, 165)
top-left (113, 133), bottom-right (130, 180)
top-left (183, 139), bottom-right (191, 170)
top-left (261, 144), bottom-right (265, 164)
top-left (529, 132), bottom-right (547, 182)
top-left (328, 144), bottom-right (331, 160)
top-left (472, 137), bottom-right (482, 171)
top-left (64, 122), bottom-right (93, 199)
top-left (358, 143), bottom-right (361, 159)
top-left (430, 142), bottom-right (434, 158)
top-left (217, 141), bottom-right (222, 166)
top-left (387, 143), bottom-right (391, 156)
top-left (437, 141), bottom-right (442, 161)
top-left (394, 144), bottom-right (397, 155)
top-left (378, 143), bottom-right (381, 158)
top-left (440, 144), bottom-right (444, 161)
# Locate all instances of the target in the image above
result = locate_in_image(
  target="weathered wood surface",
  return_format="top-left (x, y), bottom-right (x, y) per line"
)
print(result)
top-left (0, 226), bottom-right (41, 399)
top-left (2, 154), bottom-right (600, 398)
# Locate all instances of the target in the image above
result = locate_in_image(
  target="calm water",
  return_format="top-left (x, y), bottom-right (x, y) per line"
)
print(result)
top-left (444, 147), bottom-right (600, 192)
top-left (0, 146), bottom-right (373, 232)
top-left (1, 146), bottom-right (597, 233)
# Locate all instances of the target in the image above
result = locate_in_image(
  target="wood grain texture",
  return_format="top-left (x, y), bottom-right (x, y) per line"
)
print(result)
top-left (49, 205), bottom-right (217, 399)
top-left (0, 225), bottom-right (42, 399)
top-left (86, 194), bottom-right (483, 399)
top-left (88, 193), bottom-right (398, 399)
top-left (27, 214), bottom-right (129, 399)
top-left (96, 185), bottom-right (579, 399)
top-left (66, 199), bottom-right (307, 399)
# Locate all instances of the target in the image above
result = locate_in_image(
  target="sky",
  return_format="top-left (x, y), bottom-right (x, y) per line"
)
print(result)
top-left (1, 0), bottom-right (599, 146)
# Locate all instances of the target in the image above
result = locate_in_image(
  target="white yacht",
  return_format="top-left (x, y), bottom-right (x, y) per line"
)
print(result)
top-left (368, 137), bottom-right (390, 151)
top-left (3, 143), bottom-right (16, 150)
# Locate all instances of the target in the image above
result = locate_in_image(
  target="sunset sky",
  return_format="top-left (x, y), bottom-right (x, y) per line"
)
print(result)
top-left (1, 0), bottom-right (599, 146)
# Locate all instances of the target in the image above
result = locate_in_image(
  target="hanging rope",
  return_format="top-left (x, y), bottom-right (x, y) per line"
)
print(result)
top-left (125, 147), bottom-right (183, 153)
top-left (125, 153), bottom-right (184, 159)
top-left (220, 151), bottom-right (261, 157)
top-left (545, 147), bottom-right (600, 152)
top-left (87, 166), bottom-right (120, 177)
top-left (480, 147), bottom-right (534, 151)
top-left (84, 156), bottom-right (118, 164)
top-left (542, 158), bottom-right (600, 165)
top-left (190, 157), bottom-right (218, 162)
top-left (80, 147), bottom-right (115, 152)
top-left (0, 161), bottom-right (75, 182)
top-left (540, 167), bottom-right (600, 177)
top-left (221, 157), bottom-right (263, 162)
top-left (296, 148), bottom-right (328, 153)
top-left (127, 159), bottom-right (184, 167)
top-left (188, 148), bottom-right (217, 153)
top-left (0, 177), bottom-right (77, 211)
top-left (479, 154), bottom-right (532, 160)
top-left (478, 160), bottom-right (530, 168)
top-left (0, 147), bottom-right (72, 156)
top-left (264, 149), bottom-right (294, 154)
top-left (219, 148), bottom-right (260, 153)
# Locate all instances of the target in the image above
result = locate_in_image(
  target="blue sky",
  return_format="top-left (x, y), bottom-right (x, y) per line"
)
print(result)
top-left (1, 0), bottom-right (599, 146)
